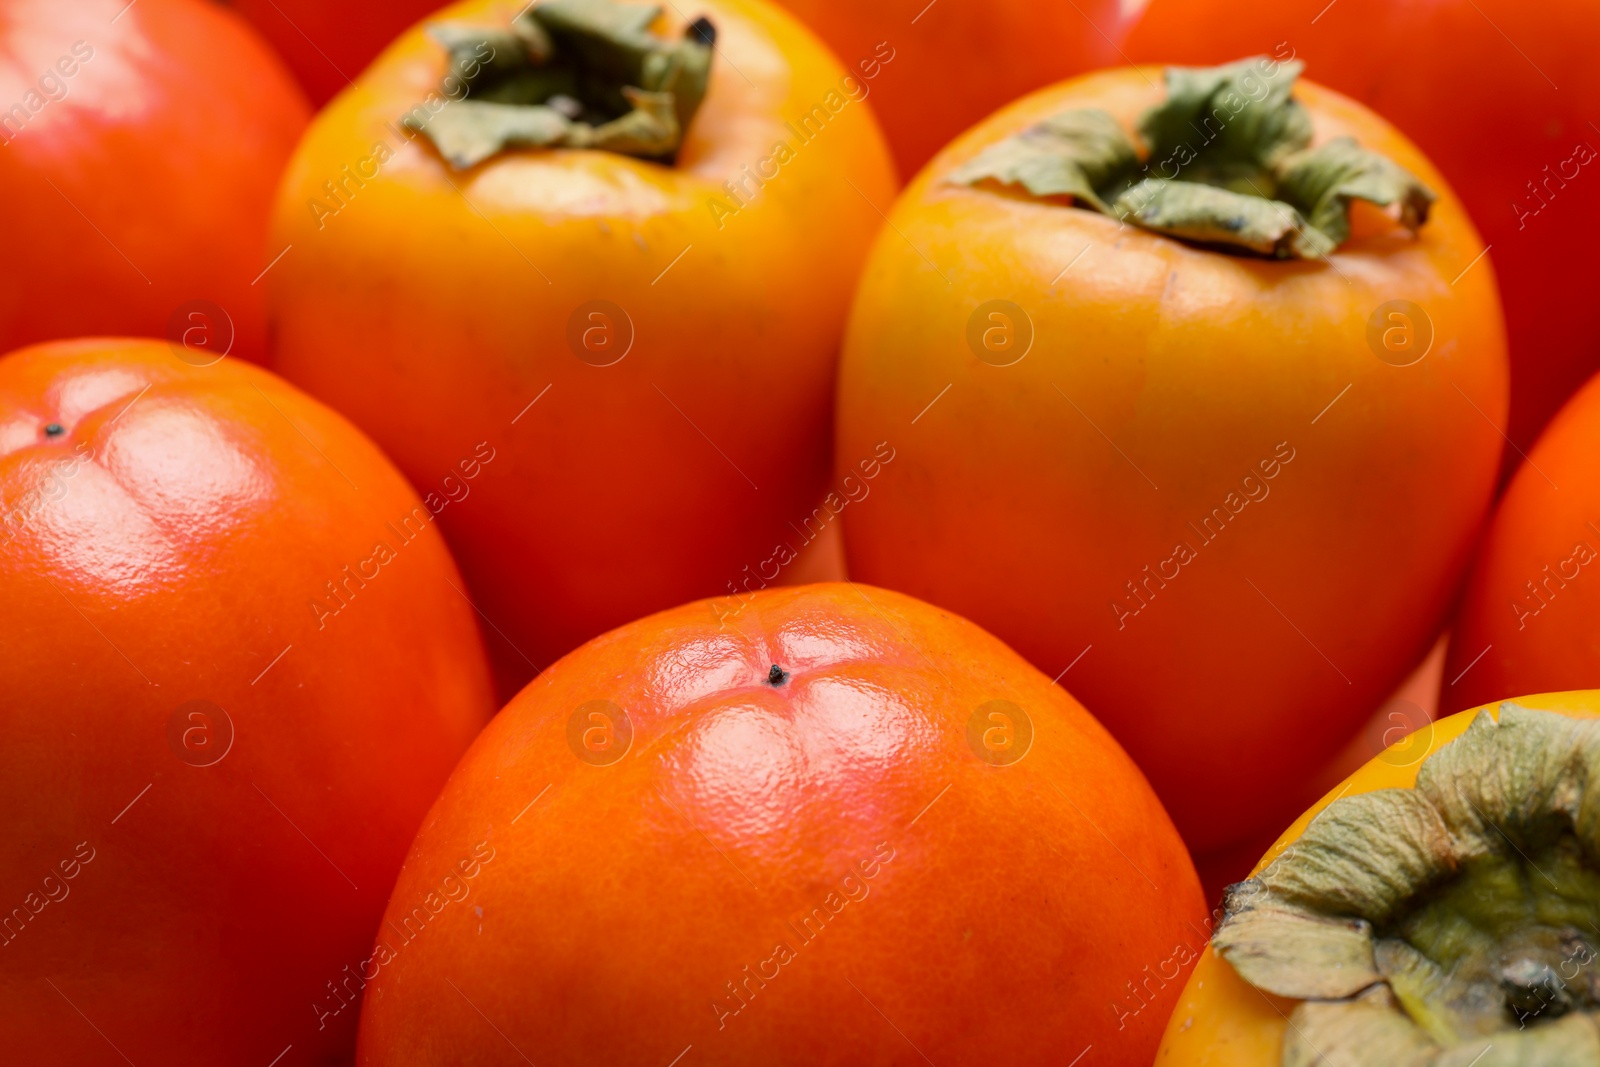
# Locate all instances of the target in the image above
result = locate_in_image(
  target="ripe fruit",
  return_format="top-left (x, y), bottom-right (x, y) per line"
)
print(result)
top-left (774, 0), bottom-right (1123, 177)
top-left (834, 58), bottom-right (1507, 852)
top-left (230, 0), bottom-right (442, 105)
top-left (356, 583), bottom-right (1205, 1066)
top-left (1446, 372), bottom-right (1600, 711)
top-left (1156, 693), bottom-right (1600, 1066)
top-left (0, 339), bottom-right (495, 1064)
top-left (267, 0), bottom-right (896, 696)
top-left (1124, 0), bottom-right (1600, 454)
top-left (0, 0), bottom-right (308, 362)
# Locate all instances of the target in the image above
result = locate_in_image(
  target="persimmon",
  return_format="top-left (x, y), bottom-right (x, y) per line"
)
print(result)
top-left (1446, 372), bottom-right (1600, 712)
top-left (1156, 693), bottom-right (1600, 1066)
top-left (834, 58), bottom-right (1507, 852)
top-left (230, 0), bottom-right (443, 105)
top-left (1124, 0), bottom-right (1600, 455)
top-left (354, 582), bottom-right (1204, 1066)
top-left (0, 339), bottom-right (495, 1064)
top-left (267, 0), bottom-right (896, 697)
top-left (0, 0), bottom-right (308, 362)
top-left (774, 0), bottom-right (1123, 177)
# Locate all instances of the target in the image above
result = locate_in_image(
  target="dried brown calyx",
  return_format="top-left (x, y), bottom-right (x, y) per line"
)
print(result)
top-left (949, 57), bottom-right (1434, 259)
top-left (1214, 704), bottom-right (1600, 1065)
top-left (405, 0), bottom-right (715, 169)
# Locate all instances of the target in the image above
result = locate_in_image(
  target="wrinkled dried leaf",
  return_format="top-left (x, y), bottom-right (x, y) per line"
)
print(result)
top-left (1112, 178), bottom-right (1333, 258)
top-left (1258, 788), bottom-right (1456, 922)
top-left (1375, 938), bottom-right (1491, 1047)
top-left (1215, 894), bottom-right (1379, 999)
top-left (1277, 136), bottom-right (1435, 246)
top-left (1283, 986), bottom-right (1439, 1067)
top-left (1432, 1011), bottom-right (1600, 1066)
top-left (1138, 56), bottom-right (1311, 177)
top-left (1418, 706), bottom-right (1595, 860)
top-left (948, 109), bottom-right (1138, 210)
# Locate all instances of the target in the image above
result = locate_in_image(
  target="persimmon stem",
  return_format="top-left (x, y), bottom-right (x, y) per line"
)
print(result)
top-left (949, 56), bottom-right (1435, 259)
top-left (405, 0), bottom-right (715, 169)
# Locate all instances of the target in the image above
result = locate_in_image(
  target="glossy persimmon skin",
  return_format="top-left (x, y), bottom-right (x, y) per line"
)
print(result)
top-left (1124, 0), bottom-right (1600, 455)
top-left (1154, 691), bottom-right (1600, 1066)
top-left (356, 582), bottom-right (1205, 1067)
top-left (231, 0), bottom-right (442, 105)
top-left (835, 68), bottom-right (1508, 854)
top-left (1446, 373), bottom-right (1600, 711)
top-left (267, 0), bottom-right (897, 697)
top-left (0, 0), bottom-right (307, 363)
top-left (774, 0), bottom-right (1124, 178)
top-left (0, 339), bottom-right (495, 1065)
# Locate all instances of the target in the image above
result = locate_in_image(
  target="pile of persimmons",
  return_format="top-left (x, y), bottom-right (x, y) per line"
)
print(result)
top-left (5, 0), bottom-right (1600, 1064)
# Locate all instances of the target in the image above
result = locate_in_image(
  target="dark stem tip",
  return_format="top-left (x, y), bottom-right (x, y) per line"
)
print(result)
top-left (43, 423), bottom-right (64, 437)
top-left (688, 16), bottom-right (716, 46)
top-left (766, 664), bottom-right (788, 686)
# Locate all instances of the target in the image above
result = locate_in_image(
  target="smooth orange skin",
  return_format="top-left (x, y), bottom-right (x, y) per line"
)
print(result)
top-left (1155, 691), bottom-right (1600, 1066)
top-left (268, 0), bottom-right (897, 698)
top-left (835, 68), bottom-right (1508, 854)
top-left (774, 0), bottom-right (1123, 178)
top-left (356, 583), bottom-right (1205, 1066)
top-left (1446, 372), bottom-right (1600, 711)
top-left (0, 340), bottom-right (494, 1064)
top-left (231, 0), bottom-right (442, 105)
top-left (0, 0), bottom-right (308, 363)
top-left (1124, 0), bottom-right (1600, 456)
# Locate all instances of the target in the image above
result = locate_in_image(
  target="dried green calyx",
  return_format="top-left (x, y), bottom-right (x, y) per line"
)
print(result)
top-left (949, 57), bottom-right (1435, 259)
top-left (1214, 705), bottom-right (1600, 1066)
top-left (406, 0), bottom-right (715, 168)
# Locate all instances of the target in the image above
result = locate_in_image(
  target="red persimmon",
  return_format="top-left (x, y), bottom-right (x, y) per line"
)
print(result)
top-left (0, 0), bottom-right (308, 362)
top-left (0, 338), bottom-right (495, 1064)
top-left (228, 0), bottom-right (443, 105)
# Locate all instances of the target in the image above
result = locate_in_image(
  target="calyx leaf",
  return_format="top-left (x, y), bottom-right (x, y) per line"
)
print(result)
top-left (407, 0), bottom-right (714, 168)
top-left (947, 109), bottom-right (1136, 212)
top-left (1211, 705), bottom-right (1600, 1066)
top-left (947, 55), bottom-right (1436, 259)
top-left (1277, 137), bottom-right (1435, 247)
top-left (1110, 178), bottom-right (1331, 259)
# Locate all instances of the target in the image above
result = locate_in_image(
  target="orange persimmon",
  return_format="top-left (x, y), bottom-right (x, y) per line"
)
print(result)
top-left (1124, 0), bottom-right (1600, 455)
top-left (356, 582), bottom-right (1205, 1066)
top-left (834, 58), bottom-right (1507, 852)
top-left (0, 339), bottom-right (494, 1064)
top-left (266, 0), bottom-right (895, 697)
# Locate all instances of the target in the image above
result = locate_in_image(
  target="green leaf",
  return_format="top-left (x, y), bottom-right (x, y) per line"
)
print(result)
top-left (404, 89), bottom-right (680, 169)
top-left (1257, 788), bottom-right (1456, 923)
top-left (1138, 56), bottom-right (1311, 185)
top-left (405, 101), bottom-right (575, 169)
top-left (1416, 705), bottom-right (1598, 860)
top-left (426, 23), bottom-right (540, 88)
top-left (1111, 178), bottom-right (1335, 258)
top-left (943, 55), bottom-right (1435, 259)
top-left (1277, 137), bottom-right (1436, 246)
top-left (947, 109), bottom-right (1137, 212)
